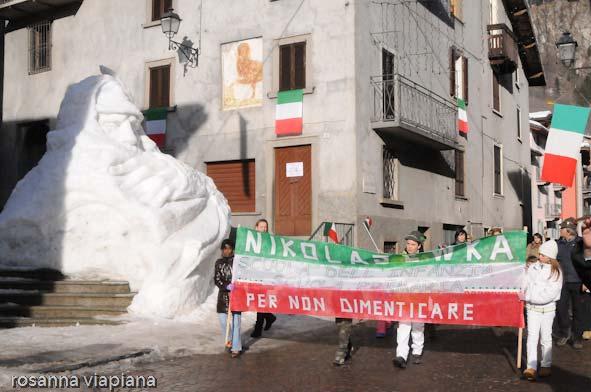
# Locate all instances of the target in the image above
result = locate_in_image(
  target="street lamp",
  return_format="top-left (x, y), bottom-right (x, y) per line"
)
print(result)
top-left (160, 8), bottom-right (199, 68)
top-left (555, 31), bottom-right (578, 67)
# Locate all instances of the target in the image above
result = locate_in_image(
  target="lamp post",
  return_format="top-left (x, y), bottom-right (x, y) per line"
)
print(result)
top-left (160, 8), bottom-right (199, 68)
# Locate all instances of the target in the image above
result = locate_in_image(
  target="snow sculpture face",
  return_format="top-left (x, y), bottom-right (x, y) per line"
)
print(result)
top-left (0, 71), bottom-right (231, 318)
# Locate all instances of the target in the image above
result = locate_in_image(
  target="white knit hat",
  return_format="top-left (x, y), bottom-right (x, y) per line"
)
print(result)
top-left (539, 240), bottom-right (558, 259)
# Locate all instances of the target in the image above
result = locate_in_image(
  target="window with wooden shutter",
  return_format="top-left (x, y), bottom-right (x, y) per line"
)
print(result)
top-left (462, 56), bottom-right (469, 104)
top-left (207, 160), bottom-right (256, 213)
top-left (517, 107), bottom-right (522, 140)
top-left (279, 42), bottom-right (306, 91)
top-left (492, 73), bottom-right (500, 112)
top-left (149, 65), bottom-right (171, 108)
top-left (455, 150), bottom-right (465, 197)
top-left (152, 0), bottom-right (172, 21)
top-left (494, 144), bottom-right (503, 195)
top-left (449, 47), bottom-right (456, 97)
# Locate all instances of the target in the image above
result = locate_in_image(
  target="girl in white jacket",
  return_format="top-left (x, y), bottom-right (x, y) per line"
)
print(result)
top-left (522, 240), bottom-right (563, 381)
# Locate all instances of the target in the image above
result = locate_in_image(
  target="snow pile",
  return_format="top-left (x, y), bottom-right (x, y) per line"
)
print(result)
top-left (0, 69), bottom-right (230, 318)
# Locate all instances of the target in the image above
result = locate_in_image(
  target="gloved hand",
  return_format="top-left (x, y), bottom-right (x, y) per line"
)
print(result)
top-left (226, 283), bottom-right (234, 291)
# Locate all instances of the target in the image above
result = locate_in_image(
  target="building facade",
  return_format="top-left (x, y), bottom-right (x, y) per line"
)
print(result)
top-left (0, 0), bottom-right (543, 251)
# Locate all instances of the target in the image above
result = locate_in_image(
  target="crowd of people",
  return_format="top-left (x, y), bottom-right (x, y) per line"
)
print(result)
top-left (212, 218), bottom-right (591, 382)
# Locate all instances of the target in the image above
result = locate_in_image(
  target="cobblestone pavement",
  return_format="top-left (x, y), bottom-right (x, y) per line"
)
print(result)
top-left (87, 322), bottom-right (590, 392)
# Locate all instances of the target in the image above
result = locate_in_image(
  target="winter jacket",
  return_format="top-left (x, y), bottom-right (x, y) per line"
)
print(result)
top-left (571, 238), bottom-right (591, 289)
top-left (557, 237), bottom-right (581, 283)
top-left (523, 261), bottom-right (563, 311)
top-left (214, 256), bottom-right (239, 314)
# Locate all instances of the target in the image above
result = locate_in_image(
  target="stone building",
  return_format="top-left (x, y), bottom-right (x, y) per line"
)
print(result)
top-left (0, 0), bottom-right (543, 250)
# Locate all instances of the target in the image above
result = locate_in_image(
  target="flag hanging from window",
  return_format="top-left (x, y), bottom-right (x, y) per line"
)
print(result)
top-left (541, 104), bottom-right (591, 187)
top-left (275, 89), bottom-right (303, 136)
top-left (323, 222), bottom-right (339, 244)
top-left (143, 107), bottom-right (168, 148)
top-left (457, 98), bottom-right (468, 134)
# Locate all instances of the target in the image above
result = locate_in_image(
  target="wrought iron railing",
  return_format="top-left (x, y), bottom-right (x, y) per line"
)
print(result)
top-left (370, 74), bottom-right (457, 146)
top-left (309, 222), bottom-right (354, 247)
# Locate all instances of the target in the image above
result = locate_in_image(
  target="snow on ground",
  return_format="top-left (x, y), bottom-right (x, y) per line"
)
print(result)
top-left (0, 293), bottom-right (337, 387)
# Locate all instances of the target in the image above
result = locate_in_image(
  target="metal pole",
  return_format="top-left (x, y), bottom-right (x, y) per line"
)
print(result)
top-left (362, 223), bottom-right (380, 252)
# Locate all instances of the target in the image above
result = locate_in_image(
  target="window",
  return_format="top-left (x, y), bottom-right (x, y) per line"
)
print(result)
top-left (443, 224), bottom-right (464, 245)
top-left (492, 73), bottom-right (500, 112)
top-left (516, 107), bottom-right (522, 140)
top-left (149, 64), bottom-right (171, 108)
top-left (207, 160), bottom-right (256, 213)
top-left (455, 150), bottom-right (465, 197)
top-left (450, 48), bottom-right (468, 103)
top-left (279, 42), bottom-right (306, 91)
top-left (384, 241), bottom-right (397, 254)
top-left (450, 0), bottom-right (463, 20)
top-left (383, 146), bottom-right (399, 200)
top-left (28, 21), bottom-right (51, 74)
top-left (494, 144), bottom-right (503, 195)
top-left (152, 0), bottom-right (172, 21)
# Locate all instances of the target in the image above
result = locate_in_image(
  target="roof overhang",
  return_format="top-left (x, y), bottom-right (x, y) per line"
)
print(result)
top-left (0, 0), bottom-right (82, 32)
top-left (501, 0), bottom-right (546, 87)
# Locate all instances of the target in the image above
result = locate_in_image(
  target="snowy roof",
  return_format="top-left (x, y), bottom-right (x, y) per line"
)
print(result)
top-left (529, 111), bottom-right (552, 120)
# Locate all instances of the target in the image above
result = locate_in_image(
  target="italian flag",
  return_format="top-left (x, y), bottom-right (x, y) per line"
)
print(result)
top-left (275, 89), bottom-right (303, 136)
top-left (230, 228), bottom-right (526, 327)
top-left (457, 98), bottom-right (468, 134)
top-left (541, 104), bottom-right (591, 187)
top-left (143, 107), bottom-right (168, 148)
top-left (323, 222), bottom-right (339, 244)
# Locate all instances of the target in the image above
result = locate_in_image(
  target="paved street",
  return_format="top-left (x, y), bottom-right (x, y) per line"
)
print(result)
top-left (85, 321), bottom-right (590, 392)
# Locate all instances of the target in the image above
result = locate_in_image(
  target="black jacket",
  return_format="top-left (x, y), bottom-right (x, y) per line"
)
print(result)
top-left (557, 237), bottom-right (581, 283)
top-left (571, 238), bottom-right (591, 289)
top-left (214, 256), bottom-right (239, 314)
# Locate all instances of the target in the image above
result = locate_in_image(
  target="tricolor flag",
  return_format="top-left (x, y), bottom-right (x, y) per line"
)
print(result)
top-left (364, 217), bottom-right (372, 230)
top-left (457, 98), bottom-right (468, 134)
top-left (541, 104), bottom-right (591, 187)
top-left (230, 228), bottom-right (526, 327)
top-left (323, 222), bottom-right (339, 244)
top-left (275, 89), bottom-right (303, 136)
top-left (143, 107), bottom-right (168, 148)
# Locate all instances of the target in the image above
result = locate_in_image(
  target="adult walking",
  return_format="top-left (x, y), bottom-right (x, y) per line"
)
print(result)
top-left (555, 218), bottom-right (586, 349)
top-left (394, 230), bottom-right (426, 369)
top-left (571, 217), bottom-right (591, 341)
top-left (250, 219), bottom-right (277, 338)
top-left (214, 239), bottom-right (242, 357)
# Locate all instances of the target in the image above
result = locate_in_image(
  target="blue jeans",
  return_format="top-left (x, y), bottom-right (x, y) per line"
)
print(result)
top-left (218, 312), bottom-right (242, 352)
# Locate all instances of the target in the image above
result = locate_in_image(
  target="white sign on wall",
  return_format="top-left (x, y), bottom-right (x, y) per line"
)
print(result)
top-left (286, 162), bottom-right (304, 177)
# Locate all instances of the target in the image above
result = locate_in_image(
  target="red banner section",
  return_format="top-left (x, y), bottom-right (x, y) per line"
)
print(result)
top-left (231, 282), bottom-right (525, 328)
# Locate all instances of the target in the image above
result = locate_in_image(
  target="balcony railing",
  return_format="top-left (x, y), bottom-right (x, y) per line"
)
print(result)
top-left (370, 74), bottom-right (458, 150)
top-left (545, 204), bottom-right (562, 219)
top-left (487, 24), bottom-right (518, 74)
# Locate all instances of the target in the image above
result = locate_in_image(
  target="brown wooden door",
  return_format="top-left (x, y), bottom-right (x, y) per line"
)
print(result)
top-left (274, 145), bottom-right (311, 236)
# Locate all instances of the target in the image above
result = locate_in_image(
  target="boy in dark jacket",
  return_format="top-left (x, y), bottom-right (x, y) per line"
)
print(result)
top-left (214, 239), bottom-right (242, 357)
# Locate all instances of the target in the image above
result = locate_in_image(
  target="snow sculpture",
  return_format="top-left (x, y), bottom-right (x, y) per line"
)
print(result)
top-left (0, 69), bottom-right (231, 318)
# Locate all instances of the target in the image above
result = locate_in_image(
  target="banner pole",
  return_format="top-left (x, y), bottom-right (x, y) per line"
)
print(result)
top-left (516, 327), bottom-right (523, 369)
top-left (362, 223), bottom-right (380, 252)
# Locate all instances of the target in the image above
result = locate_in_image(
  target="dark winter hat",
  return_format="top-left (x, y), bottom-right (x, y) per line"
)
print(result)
top-left (221, 239), bottom-right (235, 250)
top-left (560, 218), bottom-right (577, 230)
top-left (405, 230), bottom-right (425, 244)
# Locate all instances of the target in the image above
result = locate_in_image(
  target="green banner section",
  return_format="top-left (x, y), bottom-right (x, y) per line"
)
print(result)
top-left (235, 228), bottom-right (526, 269)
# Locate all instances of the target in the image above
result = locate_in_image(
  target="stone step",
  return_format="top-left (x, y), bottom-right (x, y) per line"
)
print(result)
top-left (0, 317), bottom-right (122, 328)
top-left (0, 292), bottom-right (135, 308)
top-left (0, 268), bottom-right (65, 281)
top-left (0, 303), bottom-right (128, 319)
top-left (0, 278), bottom-right (131, 294)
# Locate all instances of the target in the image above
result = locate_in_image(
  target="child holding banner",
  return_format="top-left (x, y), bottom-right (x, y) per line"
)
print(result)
top-left (393, 231), bottom-right (426, 369)
top-left (214, 239), bottom-right (242, 358)
top-left (523, 240), bottom-right (563, 381)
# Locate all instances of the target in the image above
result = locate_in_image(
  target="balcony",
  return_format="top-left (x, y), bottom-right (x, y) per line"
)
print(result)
top-left (370, 74), bottom-right (458, 150)
top-left (487, 24), bottom-right (518, 74)
top-left (545, 204), bottom-right (562, 220)
top-left (0, 0), bottom-right (82, 32)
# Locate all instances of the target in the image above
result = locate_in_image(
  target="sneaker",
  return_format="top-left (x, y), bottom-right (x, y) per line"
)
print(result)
top-left (393, 356), bottom-right (407, 369)
top-left (539, 367), bottom-right (551, 377)
top-left (573, 340), bottom-right (583, 350)
top-left (556, 336), bottom-right (569, 346)
top-left (333, 352), bottom-right (346, 366)
top-left (264, 315), bottom-right (277, 331)
top-left (523, 368), bottom-right (536, 381)
top-left (231, 351), bottom-right (241, 358)
top-left (412, 354), bottom-right (423, 365)
top-left (583, 331), bottom-right (591, 340)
